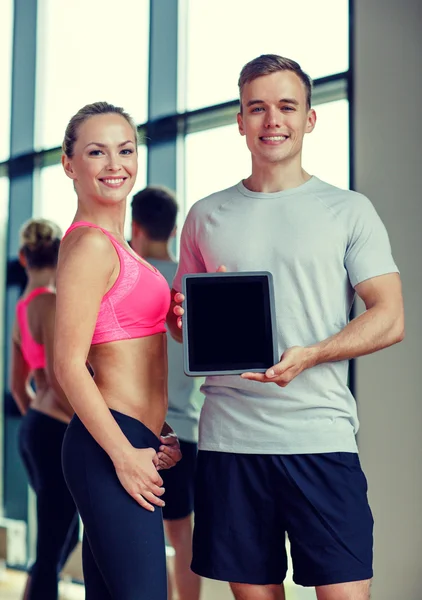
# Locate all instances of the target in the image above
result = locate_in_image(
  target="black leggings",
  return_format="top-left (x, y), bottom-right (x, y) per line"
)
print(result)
top-left (19, 408), bottom-right (80, 600)
top-left (62, 409), bottom-right (167, 600)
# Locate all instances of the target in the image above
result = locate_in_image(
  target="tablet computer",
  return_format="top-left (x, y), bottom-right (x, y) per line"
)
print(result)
top-left (181, 271), bottom-right (278, 376)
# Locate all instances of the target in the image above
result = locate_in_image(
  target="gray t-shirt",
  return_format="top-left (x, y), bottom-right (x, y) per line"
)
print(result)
top-left (149, 259), bottom-right (203, 443)
top-left (173, 177), bottom-right (399, 454)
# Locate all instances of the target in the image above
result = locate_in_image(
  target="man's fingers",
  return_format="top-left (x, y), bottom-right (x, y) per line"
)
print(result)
top-left (177, 316), bottom-right (183, 329)
top-left (157, 453), bottom-right (174, 468)
top-left (173, 305), bottom-right (184, 316)
top-left (241, 372), bottom-right (267, 382)
top-left (216, 265), bottom-right (227, 272)
top-left (174, 292), bottom-right (185, 303)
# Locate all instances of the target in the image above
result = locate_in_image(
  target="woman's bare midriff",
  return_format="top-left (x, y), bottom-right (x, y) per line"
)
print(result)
top-left (31, 371), bottom-right (73, 424)
top-left (88, 333), bottom-right (168, 438)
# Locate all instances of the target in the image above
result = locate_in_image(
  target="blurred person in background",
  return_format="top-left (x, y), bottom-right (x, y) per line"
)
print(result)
top-left (131, 185), bottom-right (203, 600)
top-left (11, 218), bottom-right (79, 600)
top-left (55, 102), bottom-right (181, 600)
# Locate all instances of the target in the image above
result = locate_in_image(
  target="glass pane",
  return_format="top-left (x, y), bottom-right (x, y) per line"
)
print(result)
top-left (185, 99), bottom-right (349, 215)
top-left (35, 0), bottom-right (149, 150)
top-left (0, 177), bottom-right (9, 451)
top-left (0, 0), bottom-right (14, 161)
top-left (303, 99), bottom-right (349, 190)
top-left (35, 145), bottom-right (147, 239)
top-left (185, 0), bottom-right (349, 110)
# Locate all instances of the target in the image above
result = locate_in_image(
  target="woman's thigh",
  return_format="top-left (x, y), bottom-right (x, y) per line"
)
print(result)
top-left (63, 412), bottom-right (167, 600)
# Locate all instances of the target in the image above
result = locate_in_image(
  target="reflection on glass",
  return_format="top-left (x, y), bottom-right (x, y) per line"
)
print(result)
top-left (0, 178), bottom-right (10, 405)
top-left (0, 0), bottom-right (14, 161)
top-left (35, 146), bottom-right (147, 239)
top-left (185, 0), bottom-right (348, 110)
top-left (35, 0), bottom-right (149, 150)
top-left (185, 100), bottom-right (349, 215)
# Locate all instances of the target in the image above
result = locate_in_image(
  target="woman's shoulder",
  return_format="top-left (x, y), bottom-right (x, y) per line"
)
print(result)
top-left (61, 225), bottom-right (115, 258)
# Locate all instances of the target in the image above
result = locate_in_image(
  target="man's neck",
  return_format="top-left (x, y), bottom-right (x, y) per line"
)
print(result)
top-left (244, 157), bottom-right (312, 194)
top-left (130, 238), bottom-right (173, 262)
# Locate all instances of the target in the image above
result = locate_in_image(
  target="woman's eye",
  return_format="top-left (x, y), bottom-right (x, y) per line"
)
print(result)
top-left (120, 148), bottom-right (134, 155)
top-left (89, 150), bottom-right (103, 156)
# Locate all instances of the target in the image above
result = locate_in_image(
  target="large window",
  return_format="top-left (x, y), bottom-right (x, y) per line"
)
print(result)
top-left (35, 0), bottom-right (150, 151)
top-left (185, 99), bottom-right (349, 214)
top-left (35, 146), bottom-right (147, 239)
top-left (0, 0), bottom-right (14, 161)
top-left (186, 0), bottom-right (349, 110)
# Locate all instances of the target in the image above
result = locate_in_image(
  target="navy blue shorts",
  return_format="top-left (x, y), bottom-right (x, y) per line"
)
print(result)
top-left (192, 451), bottom-right (373, 587)
top-left (161, 440), bottom-right (197, 520)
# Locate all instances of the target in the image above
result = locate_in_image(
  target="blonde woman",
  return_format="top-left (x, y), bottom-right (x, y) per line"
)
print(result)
top-left (11, 218), bottom-right (79, 600)
top-left (55, 102), bottom-right (181, 599)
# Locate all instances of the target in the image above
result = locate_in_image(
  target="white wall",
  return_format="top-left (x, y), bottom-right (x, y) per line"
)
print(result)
top-left (354, 1), bottom-right (422, 598)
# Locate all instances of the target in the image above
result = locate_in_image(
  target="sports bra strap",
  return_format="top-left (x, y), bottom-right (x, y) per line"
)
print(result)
top-left (20, 287), bottom-right (53, 304)
top-left (63, 221), bottom-right (121, 246)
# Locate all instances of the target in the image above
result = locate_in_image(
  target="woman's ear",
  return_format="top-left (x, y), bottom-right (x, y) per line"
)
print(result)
top-left (18, 250), bottom-right (26, 268)
top-left (62, 153), bottom-right (76, 180)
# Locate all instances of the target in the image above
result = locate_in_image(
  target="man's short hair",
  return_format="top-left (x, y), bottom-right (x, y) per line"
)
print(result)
top-left (238, 54), bottom-right (313, 110)
top-left (131, 186), bottom-right (178, 241)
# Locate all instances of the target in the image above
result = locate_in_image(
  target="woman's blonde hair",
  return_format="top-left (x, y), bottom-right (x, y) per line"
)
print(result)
top-left (62, 101), bottom-right (138, 158)
top-left (19, 218), bottom-right (62, 269)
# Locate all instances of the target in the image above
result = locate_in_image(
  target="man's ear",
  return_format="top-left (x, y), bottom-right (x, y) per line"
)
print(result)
top-left (131, 220), bottom-right (145, 240)
top-left (62, 154), bottom-right (76, 180)
top-left (305, 108), bottom-right (317, 134)
top-left (18, 250), bottom-right (26, 268)
top-left (131, 220), bottom-right (139, 239)
top-left (237, 112), bottom-right (245, 136)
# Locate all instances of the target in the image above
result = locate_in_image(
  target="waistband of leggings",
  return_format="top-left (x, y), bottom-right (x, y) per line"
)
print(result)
top-left (23, 407), bottom-right (69, 430)
top-left (72, 408), bottom-right (161, 451)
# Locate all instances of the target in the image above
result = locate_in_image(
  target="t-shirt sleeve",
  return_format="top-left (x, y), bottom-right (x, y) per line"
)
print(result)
top-left (344, 194), bottom-right (399, 288)
top-left (172, 207), bottom-right (206, 292)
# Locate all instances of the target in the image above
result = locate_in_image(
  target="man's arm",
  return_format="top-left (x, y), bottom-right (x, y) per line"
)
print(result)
top-left (242, 272), bottom-right (404, 387)
top-left (308, 272), bottom-right (404, 365)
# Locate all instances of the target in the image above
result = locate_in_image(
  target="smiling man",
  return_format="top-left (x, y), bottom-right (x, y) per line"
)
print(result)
top-left (168, 55), bottom-right (404, 600)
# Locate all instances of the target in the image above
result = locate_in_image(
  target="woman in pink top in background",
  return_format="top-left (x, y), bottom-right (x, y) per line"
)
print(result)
top-left (11, 218), bottom-right (79, 600)
top-left (55, 102), bottom-right (181, 600)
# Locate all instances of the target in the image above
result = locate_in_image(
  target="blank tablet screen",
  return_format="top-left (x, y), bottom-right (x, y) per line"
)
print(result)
top-left (182, 273), bottom-right (277, 375)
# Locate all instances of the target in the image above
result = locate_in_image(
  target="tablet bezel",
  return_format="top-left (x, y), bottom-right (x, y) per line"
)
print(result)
top-left (181, 271), bottom-right (278, 376)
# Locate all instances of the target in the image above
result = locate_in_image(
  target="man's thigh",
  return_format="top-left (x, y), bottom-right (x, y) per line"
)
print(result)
top-left (279, 453), bottom-right (373, 588)
top-left (192, 451), bottom-right (288, 585)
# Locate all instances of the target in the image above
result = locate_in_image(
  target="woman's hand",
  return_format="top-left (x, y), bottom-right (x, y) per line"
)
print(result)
top-left (173, 264), bottom-right (227, 329)
top-left (113, 447), bottom-right (165, 512)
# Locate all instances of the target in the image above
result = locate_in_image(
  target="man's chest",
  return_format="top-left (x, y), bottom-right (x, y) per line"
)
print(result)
top-left (197, 204), bottom-right (346, 273)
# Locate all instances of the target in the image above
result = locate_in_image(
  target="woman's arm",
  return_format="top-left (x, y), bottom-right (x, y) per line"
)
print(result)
top-left (54, 228), bottom-right (164, 511)
top-left (39, 293), bottom-right (74, 418)
top-left (10, 331), bottom-right (35, 415)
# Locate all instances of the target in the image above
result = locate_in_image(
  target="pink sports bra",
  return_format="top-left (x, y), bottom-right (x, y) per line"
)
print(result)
top-left (63, 221), bottom-right (171, 345)
top-left (16, 287), bottom-right (53, 370)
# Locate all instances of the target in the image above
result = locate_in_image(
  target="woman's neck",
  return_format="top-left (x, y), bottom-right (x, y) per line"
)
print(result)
top-left (74, 200), bottom-right (127, 237)
top-left (25, 268), bottom-right (56, 291)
